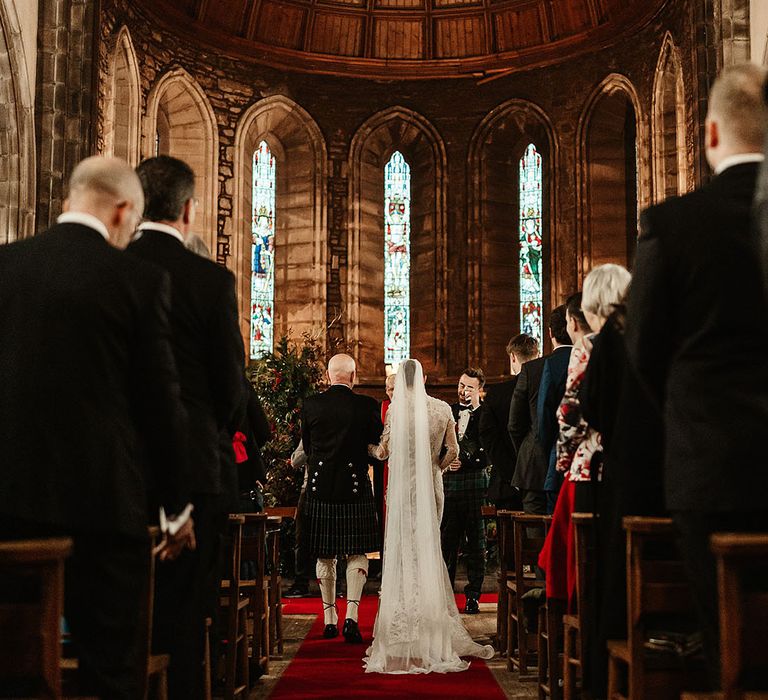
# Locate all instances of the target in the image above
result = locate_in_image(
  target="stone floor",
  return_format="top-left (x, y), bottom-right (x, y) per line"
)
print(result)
top-left (249, 597), bottom-right (538, 699)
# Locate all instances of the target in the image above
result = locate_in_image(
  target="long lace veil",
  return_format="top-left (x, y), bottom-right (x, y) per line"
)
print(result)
top-left (364, 359), bottom-right (494, 674)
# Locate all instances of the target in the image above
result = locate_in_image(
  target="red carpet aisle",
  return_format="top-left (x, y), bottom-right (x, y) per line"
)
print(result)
top-left (271, 594), bottom-right (505, 699)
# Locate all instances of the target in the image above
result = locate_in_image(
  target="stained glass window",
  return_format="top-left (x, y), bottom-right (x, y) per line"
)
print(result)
top-left (519, 144), bottom-right (543, 352)
top-left (384, 151), bottom-right (411, 366)
top-left (250, 140), bottom-right (276, 359)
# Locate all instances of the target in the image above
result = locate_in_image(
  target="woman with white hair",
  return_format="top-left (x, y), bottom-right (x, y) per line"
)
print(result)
top-left (538, 264), bottom-right (631, 607)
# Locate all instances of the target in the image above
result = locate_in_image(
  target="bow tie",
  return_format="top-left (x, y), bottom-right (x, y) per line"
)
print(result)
top-left (459, 405), bottom-right (474, 413)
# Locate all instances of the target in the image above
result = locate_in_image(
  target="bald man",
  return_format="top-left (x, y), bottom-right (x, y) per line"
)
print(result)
top-left (301, 353), bottom-right (383, 643)
top-left (0, 156), bottom-right (191, 699)
top-left (627, 63), bottom-right (768, 688)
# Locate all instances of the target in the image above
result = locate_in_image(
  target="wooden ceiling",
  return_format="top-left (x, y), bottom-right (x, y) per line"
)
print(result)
top-left (136, 0), bottom-right (668, 79)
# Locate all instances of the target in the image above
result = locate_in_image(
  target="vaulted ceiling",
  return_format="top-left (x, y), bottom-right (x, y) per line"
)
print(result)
top-left (137, 0), bottom-right (668, 79)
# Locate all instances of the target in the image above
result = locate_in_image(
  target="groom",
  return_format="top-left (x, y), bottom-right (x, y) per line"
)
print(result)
top-left (301, 353), bottom-right (383, 642)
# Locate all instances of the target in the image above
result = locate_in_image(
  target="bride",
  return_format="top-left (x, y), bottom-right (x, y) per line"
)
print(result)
top-left (364, 358), bottom-right (495, 674)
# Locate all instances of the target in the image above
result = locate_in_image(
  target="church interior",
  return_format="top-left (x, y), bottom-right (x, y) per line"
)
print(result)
top-left (3, 0), bottom-right (768, 698)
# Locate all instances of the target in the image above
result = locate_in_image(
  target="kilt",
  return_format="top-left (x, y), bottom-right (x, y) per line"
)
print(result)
top-left (442, 468), bottom-right (489, 508)
top-left (304, 489), bottom-right (380, 558)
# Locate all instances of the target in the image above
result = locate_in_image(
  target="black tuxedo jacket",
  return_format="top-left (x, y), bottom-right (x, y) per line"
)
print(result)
top-left (536, 345), bottom-right (572, 477)
top-left (627, 162), bottom-right (768, 512)
top-left (508, 357), bottom-right (548, 491)
top-left (301, 385), bottom-right (382, 503)
top-left (479, 378), bottom-right (519, 501)
top-left (451, 403), bottom-right (489, 470)
top-left (0, 223), bottom-right (188, 538)
top-left (128, 228), bottom-right (245, 496)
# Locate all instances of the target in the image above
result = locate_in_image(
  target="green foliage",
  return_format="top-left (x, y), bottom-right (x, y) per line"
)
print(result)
top-left (248, 334), bottom-right (325, 506)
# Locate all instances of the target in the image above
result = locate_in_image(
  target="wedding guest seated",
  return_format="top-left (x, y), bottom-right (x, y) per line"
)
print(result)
top-left (538, 263), bottom-right (631, 607)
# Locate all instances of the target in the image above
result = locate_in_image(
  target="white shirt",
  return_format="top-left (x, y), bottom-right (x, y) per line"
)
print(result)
top-left (134, 221), bottom-right (185, 244)
top-left (57, 212), bottom-right (110, 241)
top-left (714, 153), bottom-right (765, 175)
top-left (457, 404), bottom-right (478, 440)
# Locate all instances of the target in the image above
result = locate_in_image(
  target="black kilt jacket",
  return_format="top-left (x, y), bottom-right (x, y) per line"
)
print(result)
top-left (301, 384), bottom-right (383, 502)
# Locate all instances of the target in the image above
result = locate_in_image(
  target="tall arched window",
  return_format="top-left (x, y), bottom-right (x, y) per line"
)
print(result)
top-left (384, 151), bottom-right (411, 365)
top-left (519, 144), bottom-right (543, 351)
top-left (250, 140), bottom-right (276, 359)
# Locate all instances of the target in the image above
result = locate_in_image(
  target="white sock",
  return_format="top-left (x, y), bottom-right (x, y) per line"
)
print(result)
top-left (345, 554), bottom-right (368, 622)
top-left (316, 558), bottom-right (338, 625)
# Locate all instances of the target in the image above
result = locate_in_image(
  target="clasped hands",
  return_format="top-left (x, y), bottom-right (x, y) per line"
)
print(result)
top-left (154, 518), bottom-right (197, 561)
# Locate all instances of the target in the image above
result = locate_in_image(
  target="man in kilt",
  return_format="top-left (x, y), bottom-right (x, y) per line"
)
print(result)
top-left (441, 368), bottom-right (490, 615)
top-left (301, 353), bottom-right (383, 643)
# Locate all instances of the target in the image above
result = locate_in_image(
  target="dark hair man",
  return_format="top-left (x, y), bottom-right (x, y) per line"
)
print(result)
top-left (130, 155), bottom-right (245, 698)
top-left (442, 368), bottom-right (489, 614)
top-left (627, 63), bottom-right (768, 687)
top-left (480, 335), bottom-right (538, 514)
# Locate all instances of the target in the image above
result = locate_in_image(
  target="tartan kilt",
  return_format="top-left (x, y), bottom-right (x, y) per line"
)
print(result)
top-left (442, 468), bottom-right (489, 511)
top-left (304, 489), bottom-right (380, 558)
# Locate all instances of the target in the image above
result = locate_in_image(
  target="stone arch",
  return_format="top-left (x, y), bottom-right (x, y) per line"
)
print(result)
top-left (652, 33), bottom-right (688, 203)
top-left (104, 26), bottom-right (141, 165)
top-left (348, 106), bottom-right (448, 378)
top-left (577, 74), bottom-right (649, 276)
top-left (145, 67), bottom-right (219, 254)
top-left (0, 0), bottom-right (35, 242)
top-left (232, 95), bottom-right (327, 356)
top-left (467, 99), bottom-right (557, 373)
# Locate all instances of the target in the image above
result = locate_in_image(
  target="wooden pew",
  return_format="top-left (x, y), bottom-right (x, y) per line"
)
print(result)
top-left (496, 510), bottom-right (520, 655)
top-left (265, 515), bottom-right (284, 657)
top-left (563, 512), bottom-right (595, 700)
top-left (238, 513), bottom-right (269, 681)
top-left (682, 533), bottom-right (768, 700)
top-left (606, 517), bottom-right (705, 700)
top-left (538, 595), bottom-right (565, 700)
top-left (508, 513), bottom-right (550, 677)
top-left (0, 538), bottom-right (72, 699)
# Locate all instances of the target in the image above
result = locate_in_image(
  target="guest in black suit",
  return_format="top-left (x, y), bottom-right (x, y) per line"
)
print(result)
top-left (508, 331), bottom-right (549, 515)
top-left (479, 334), bottom-right (538, 512)
top-left (302, 354), bottom-right (383, 643)
top-left (442, 368), bottom-right (490, 614)
top-left (0, 157), bottom-right (192, 699)
top-left (129, 156), bottom-right (245, 699)
top-left (536, 299), bottom-right (587, 512)
top-left (626, 63), bottom-right (768, 688)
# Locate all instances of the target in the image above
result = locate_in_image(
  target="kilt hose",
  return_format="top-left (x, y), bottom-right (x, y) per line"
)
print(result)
top-left (440, 468), bottom-right (489, 598)
top-left (305, 487), bottom-right (381, 559)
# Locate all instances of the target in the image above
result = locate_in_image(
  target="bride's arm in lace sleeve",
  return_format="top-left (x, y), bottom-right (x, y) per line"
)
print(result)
top-left (438, 411), bottom-right (459, 471)
top-left (369, 409), bottom-right (391, 460)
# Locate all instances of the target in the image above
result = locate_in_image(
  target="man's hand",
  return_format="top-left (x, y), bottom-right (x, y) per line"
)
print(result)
top-left (158, 517), bottom-right (196, 561)
top-left (448, 458), bottom-right (462, 472)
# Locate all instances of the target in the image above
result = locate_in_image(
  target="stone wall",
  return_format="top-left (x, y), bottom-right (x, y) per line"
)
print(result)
top-left (98, 0), bottom-right (704, 381)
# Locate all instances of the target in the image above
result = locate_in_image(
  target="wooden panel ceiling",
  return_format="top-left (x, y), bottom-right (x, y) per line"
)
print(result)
top-left (135, 0), bottom-right (669, 79)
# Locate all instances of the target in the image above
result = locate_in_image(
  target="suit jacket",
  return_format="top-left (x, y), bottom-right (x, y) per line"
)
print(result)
top-left (451, 403), bottom-right (489, 470)
top-left (128, 229), bottom-right (245, 497)
top-left (479, 379), bottom-right (519, 502)
top-left (0, 223), bottom-right (188, 538)
top-left (536, 345), bottom-right (572, 491)
top-left (626, 161), bottom-right (768, 512)
top-left (508, 357), bottom-right (548, 491)
top-left (301, 385), bottom-right (382, 503)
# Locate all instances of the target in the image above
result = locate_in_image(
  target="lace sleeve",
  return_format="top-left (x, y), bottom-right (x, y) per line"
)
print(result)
top-left (438, 414), bottom-right (459, 471)
top-left (369, 409), bottom-right (391, 460)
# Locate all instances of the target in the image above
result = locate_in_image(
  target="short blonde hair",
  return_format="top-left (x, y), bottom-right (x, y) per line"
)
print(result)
top-left (582, 264), bottom-right (631, 320)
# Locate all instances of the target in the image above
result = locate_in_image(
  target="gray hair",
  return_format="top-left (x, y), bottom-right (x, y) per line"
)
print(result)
top-left (582, 263), bottom-right (631, 320)
top-left (708, 63), bottom-right (768, 150)
top-left (68, 156), bottom-right (144, 213)
top-left (186, 233), bottom-right (212, 259)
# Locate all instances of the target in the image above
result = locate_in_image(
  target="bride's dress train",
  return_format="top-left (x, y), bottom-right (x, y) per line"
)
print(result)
top-left (363, 359), bottom-right (494, 674)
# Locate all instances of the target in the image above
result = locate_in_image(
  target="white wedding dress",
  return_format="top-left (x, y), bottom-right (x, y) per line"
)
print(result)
top-left (363, 359), bottom-right (495, 674)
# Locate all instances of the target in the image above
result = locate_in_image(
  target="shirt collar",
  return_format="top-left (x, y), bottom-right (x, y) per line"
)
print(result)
top-left (714, 153), bottom-right (765, 175)
top-left (56, 212), bottom-right (110, 241)
top-left (135, 221), bottom-right (185, 244)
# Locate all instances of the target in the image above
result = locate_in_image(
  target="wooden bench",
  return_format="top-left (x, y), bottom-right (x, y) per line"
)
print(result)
top-left (496, 510), bottom-right (520, 655)
top-left (682, 533), bottom-right (768, 700)
top-left (265, 515), bottom-right (284, 658)
top-left (538, 595), bottom-right (565, 699)
top-left (0, 537), bottom-right (72, 699)
top-left (507, 513), bottom-right (550, 677)
top-left (563, 512), bottom-right (595, 700)
top-left (607, 517), bottom-right (705, 700)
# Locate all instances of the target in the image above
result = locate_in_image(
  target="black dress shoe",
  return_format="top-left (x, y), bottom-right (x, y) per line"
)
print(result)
top-left (342, 618), bottom-right (364, 643)
top-left (464, 597), bottom-right (480, 615)
top-left (284, 585), bottom-right (310, 598)
top-left (323, 624), bottom-right (339, 639)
